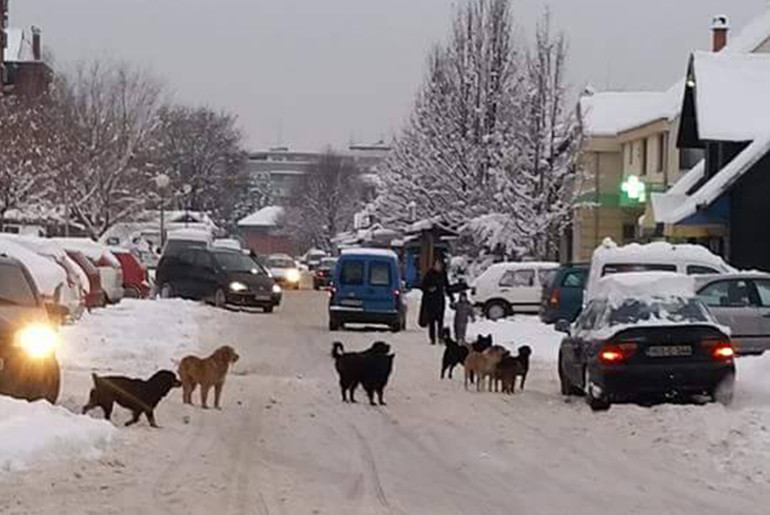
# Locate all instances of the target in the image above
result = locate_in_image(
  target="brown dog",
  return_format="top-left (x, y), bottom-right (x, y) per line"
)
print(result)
top-left (464, 345), bottom-right (509, 392)
top-left (496, 357), bottom-right (525, 394)
top-left (178, 346), bottom-right (240, 409)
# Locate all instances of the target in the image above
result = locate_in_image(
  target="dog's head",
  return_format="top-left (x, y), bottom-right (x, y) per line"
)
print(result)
top-left (475, 334), bottom-right (493, 350)
top-left (214, 345), bottom-right (240, 365)
top-left (149, 370), bottom-right (183, 390)
top-left (487, 345), bottom-right (509, 362)
top-left (368, 341), bottom-right (391, 355)
top-left (518, 345), bottom-right (532, 358)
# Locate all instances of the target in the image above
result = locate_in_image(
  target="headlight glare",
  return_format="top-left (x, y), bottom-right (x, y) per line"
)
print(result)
top-left (229, 281), bottom-right (248, 292)
top-left (286, 269), bottom-right (301, 283)
top-left (16, 324), bottom-right (59, 359)
top-left (272, 284), bottom-right (282, 294)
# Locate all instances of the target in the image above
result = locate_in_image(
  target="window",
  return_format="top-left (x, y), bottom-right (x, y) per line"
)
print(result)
top-left (340, 261), bottom-right (364, 285)
top-left (602, 263), bottom-right (677, 276)
top-left (657, 133), bottom-right (667, 173)
top-left (369, 262), bottom-right (391, 286)
top-left (178, 249), bottom-right (196, 266)
top-left (680, 147), bottom-right (705, 171)
top-left (499, 269), bottom-right (535, 287)
top-left (562, 270), bottom-right (587, 288)
top-left (641, 138), bottom-right (648, 175)
top-left (193, 250), bottom-right (214, 270)
top-left (753, 280), bottom-right (770, 307)
top-left (0, 263), bottom-right (38, 307)
top-left (686, 265), bottom-right (720, 275)
top-left (698, 280), bottom-right (756, 308)
top-left (2, 226), bottom-right (20, 234)
top-left (538, 269), bottom-right (556, 287)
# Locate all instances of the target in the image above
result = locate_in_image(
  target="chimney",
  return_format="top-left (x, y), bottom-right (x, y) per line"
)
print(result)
top-left (712, 15), bottom-right (729, 52)
top-left (31, 25), bottom-right (41, 61)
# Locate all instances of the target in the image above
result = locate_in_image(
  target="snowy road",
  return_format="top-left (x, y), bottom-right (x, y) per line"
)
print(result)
top-left (3, 292), bottom-right (770, 514)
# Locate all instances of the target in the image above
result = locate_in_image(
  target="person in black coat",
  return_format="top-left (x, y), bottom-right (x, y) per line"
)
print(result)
top-left (419, 258), bottom-right (453, 345)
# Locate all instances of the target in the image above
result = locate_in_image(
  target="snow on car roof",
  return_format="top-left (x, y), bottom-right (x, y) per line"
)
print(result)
top-left (166, 228), bottom-right (212, 242)
top-left (592, 239), bottom-right (729, 269)
top-left (594, 272), bottom-right (696, 305)
top-left (0, 238), bottom-right (66, 296)
top-left (340, 248), bottom-right (398, 259)
top-left (237, 206), bottom-right (285, 228)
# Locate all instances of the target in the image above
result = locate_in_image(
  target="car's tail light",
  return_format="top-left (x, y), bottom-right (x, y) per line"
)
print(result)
top-left (599, 343), bottom-right (637, 364)
top-left (549, 289), bottom-right (560, 308)
top-left (710, 341), bottom-right (735, 359)
top-left (394, 289), bottom-right (401, 309)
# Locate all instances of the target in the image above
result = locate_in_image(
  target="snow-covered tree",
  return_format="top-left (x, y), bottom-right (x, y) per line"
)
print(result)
top-left (285, 152), bottom-right (366, 252)
top-left (232, 172), bottom-right (274, 225)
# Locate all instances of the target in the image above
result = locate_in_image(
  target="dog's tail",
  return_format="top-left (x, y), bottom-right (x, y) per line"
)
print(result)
top-left (331, 342), bottom-right (345, 359)
top-left (91, 372), bottom-right (99, 384)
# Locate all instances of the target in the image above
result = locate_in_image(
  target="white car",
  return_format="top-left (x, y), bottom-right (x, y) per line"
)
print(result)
top-left (269, 254), bottom-right (301, 289)
top-left (585, 239), bottom-right (731, 303)
top-left (471, 261), bottom-right (559, 320)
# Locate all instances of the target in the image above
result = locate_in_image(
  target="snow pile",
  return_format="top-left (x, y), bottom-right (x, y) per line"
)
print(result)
top-left (59, 299), bottom-right (208, 375)
top-left (0, 238), bottom-right (66, 297)
top-left (594, 272), bottom-right (695, 304)
top-left (0, 397), bottom-right (114, 471)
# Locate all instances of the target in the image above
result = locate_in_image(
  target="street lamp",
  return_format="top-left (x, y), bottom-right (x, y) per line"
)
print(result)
top-left (154, 173), bottom-right (171, 249)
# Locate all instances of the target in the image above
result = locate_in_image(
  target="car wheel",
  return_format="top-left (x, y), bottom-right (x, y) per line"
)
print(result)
top-left (390, 320), bottom-right (402, 333)
top-left (584, 367), bottom-right (610, 411)
top-left (713, 374), bottom-right (735, 406)
top-left (263, 305), bottom-right (274, 314)
top-left (558, 353), bottom-right (572, 396)
top-left (484, 300), bottom-right (510, 321)
top-left (160, 283), bottom-right (175, 299)
top-left (44, 360), bottom-right (61, 404)
top-left (213, 288), bottom-right (226, 308)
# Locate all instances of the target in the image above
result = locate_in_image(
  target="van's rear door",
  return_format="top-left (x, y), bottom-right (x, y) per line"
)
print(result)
top-left (335, 258), bottom-right (366, 309)
top-left (365, 260), bottom-right (396, 312)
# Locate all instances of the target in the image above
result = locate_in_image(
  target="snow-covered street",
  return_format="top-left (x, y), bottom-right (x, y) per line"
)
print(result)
top-left (1, 292), bottom-right (770, 514)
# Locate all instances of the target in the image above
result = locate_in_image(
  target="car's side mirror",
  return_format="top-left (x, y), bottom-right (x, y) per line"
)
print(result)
top-left (555, 319), bottom-right (571, 335)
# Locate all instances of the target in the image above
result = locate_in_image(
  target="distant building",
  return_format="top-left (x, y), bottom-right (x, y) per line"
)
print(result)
top-left (1, 1), bottom-right (52, 97)
top-left (237, 206), bottom-right (295, 255)
top-left (246, 141), bottom-right (391, 202)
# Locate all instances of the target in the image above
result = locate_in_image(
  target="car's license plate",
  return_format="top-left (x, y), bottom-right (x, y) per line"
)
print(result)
top-left (340, 299), bottom-right (363, 307)
top-left (646, 345), bottom-right (692, 357)
top-left (254, 294), bottom-right (271, 301)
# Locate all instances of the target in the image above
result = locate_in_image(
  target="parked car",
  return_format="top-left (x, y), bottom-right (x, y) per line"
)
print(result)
top-left (557, 272), bottom-right (735, 411)
top-left (163, 228), bottom-right (212, 255)
top-left (328, 248), bottom-right (406, 332)
top-left (0, 254), bottom-right (62, 403)
top-left (313, 257), bottom-right (337, 290)
top-left (0, 238), bottom-right (68, 313)
top-left (302, 248), bottom-right (327, 271)
top-left (269, 254), bottom-right (301, 289)
top-left (585, 239), bottom-right (731, 303)
top-left (52, 238), bottom-right (125, 305)
top-left (66, 250), bottom-right (107, 309)
top-left (111, 249), bottom-right (151, 298)
top-left (540, 263), bottom-right (589, 324)
top-left (156, 247), bottom-right (281, 312)
top-left (471, 262), bottom-right (559, 320)
top-left (695, 272), bottom-right (770, 355)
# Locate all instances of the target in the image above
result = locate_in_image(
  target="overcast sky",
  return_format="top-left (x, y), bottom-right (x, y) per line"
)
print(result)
top-left (12, 0), bottom-right (767, 151)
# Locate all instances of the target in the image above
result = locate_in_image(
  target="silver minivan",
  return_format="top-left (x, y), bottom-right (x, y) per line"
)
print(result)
top-left (695, 272), bottom-right (770, 355)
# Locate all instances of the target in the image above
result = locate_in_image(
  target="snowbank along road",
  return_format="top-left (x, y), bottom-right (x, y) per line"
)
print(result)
top-left (2, 292), bottom-right (770, 514)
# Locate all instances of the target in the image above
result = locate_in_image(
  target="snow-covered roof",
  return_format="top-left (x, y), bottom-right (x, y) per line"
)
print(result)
top-left (579, 90), bottom-right (679, 137)
top-left (653, 133), bottom-right (770, 223)
top-left (723, 9), bottom-right (770, 54)
top-left (340, 248), bottom-right (398, 260)
top-left (690, 51), bottom-right (770, 142)
top-left (237, 206), bottom-right (285, 228)
top-left (3, 28), bottom-right (34, 63)
top-left (594, 272), bottom-right (696, 304)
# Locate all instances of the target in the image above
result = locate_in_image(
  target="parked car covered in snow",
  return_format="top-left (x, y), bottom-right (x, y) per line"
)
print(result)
top-left (52, 238), bottom-right (124, 305)
top-left (0, 238), bottom-right (68, 313)
top-left (0, 254), bottom-right (62, 403)
top-left (585, 239), bottom-right (731, 303)
top-left (111, 249), bottom-right (151, 298)
top-left (557, 272), bottom-right (735, 411)
top-left (695, 272), bottom-right (770, 355)
top-left (470, 261), bottom-right (558, 320)
top-left (66, 250), bottom-right (107, 309)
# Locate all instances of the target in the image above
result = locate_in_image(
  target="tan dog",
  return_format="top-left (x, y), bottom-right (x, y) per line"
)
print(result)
top-left (464, 345), bottom-right (509, 392)
top-left (178, 346), bottom-right (240, 409)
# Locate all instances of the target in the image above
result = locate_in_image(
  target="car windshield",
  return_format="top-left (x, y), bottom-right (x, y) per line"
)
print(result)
top-left (215, 252), bottom-right (263, 273)
top-left (320, 258), bottom-right (337, 268)
top-left (270, 258), bottom-right (295, 268)
top-left (601, 296), bottom-right (713, 328)
top-left (0, 263), bottom-right (38, 307)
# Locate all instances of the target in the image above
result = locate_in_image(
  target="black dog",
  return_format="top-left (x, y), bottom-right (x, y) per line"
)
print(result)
top-left (513, 345), bottom-right (532, 389)
top-left (82, 370), bottom-right (182, 427)
top-left (441, 329), bottom-right (469, 379)
top-left (472, 334), bottom-right (493, 353)
top-left (361, 353), bottom-right (395, 406)
top-left (332, 341), bottom-right (393, 404)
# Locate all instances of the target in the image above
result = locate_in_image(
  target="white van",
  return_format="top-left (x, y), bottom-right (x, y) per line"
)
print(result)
top-left (585, 239), bottom-right (731, 303)
top-left (471, 261), bottom-right (559, 320)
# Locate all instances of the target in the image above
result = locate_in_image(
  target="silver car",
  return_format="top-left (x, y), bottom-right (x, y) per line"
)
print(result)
top-left (695, 273), bottom-right (770, 355)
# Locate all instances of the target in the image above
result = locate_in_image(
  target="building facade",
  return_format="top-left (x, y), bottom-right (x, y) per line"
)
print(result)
top-left (1, 1), bottom-right (51, 97)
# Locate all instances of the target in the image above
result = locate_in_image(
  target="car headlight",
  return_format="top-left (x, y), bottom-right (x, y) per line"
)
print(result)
top-left (272, 284), bottom-right (282, 294)
top-left (286, 269), bottom-right (301, 283)
top-left (16, 324), bottom-right (59, 359)
top-left (229, 281), bottom-right (248, 292)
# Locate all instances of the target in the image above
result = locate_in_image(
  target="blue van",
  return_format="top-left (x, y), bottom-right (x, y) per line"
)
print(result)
top-left (328, 248), bottom-right (406, 332)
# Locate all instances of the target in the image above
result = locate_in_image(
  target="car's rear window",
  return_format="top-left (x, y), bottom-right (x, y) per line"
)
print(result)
top-left (0, 263), bottom-right (37, 307)
top-left (562, 270), bottom-right (587, 288)
top-left (369, 262), bottom-right (391, 286)
top-left (604, 297), bottom-right (712, 327)
top-left (602, 263), bottom-right (677, 276)
top-left (270, 258), bottom-right (295, 268)
top-left (340, 261), bottom-right (364, 285)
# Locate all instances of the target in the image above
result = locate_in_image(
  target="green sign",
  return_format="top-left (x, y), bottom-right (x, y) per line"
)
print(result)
top-left (621, 175), bottom-right (647, 205)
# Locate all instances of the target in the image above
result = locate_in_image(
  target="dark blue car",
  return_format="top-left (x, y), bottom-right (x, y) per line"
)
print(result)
top-left (328, 248), bottom-right (406, 332)
top-left (540, 263), bottom-right (588, 324)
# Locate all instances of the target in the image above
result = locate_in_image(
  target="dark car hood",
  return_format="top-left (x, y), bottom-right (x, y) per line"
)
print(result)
top-left (226, 271), bottom-right (274, 291)
top-left (0, 305), bottom-right (48, 343)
